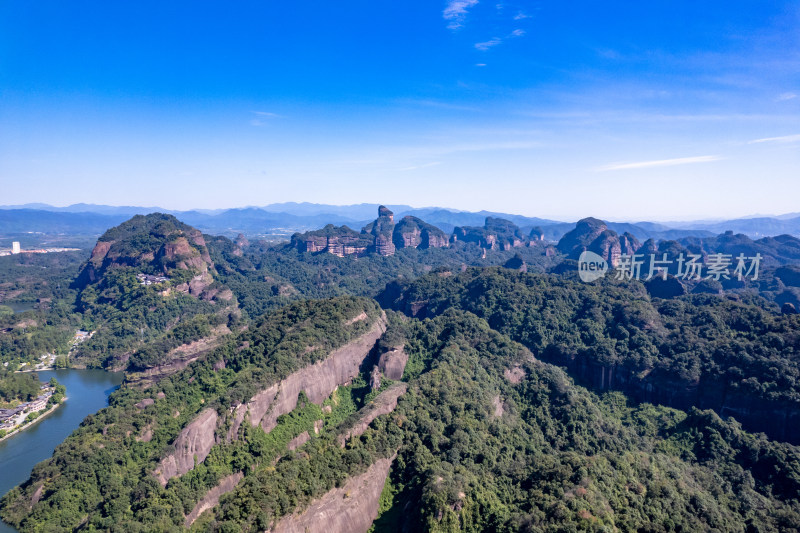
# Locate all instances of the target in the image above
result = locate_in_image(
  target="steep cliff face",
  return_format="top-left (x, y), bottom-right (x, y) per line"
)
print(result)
top-left (556, 217), bottom-right (639, 266)
top-left (74, 213), bottom-right (218, 296)
top-left (337, 383), bottom-right (407, 447)
top-left (268, 456), bottom-right (395, 533)
top-left (378, 345), bottom-right (409, 380)
top-left (291, 208), bottom-right (455, 257)
top-left (362, 206), bottom-right (396, 256)
top-left (153, 408), bottom-right (219, 486)
top-left (227, 314), bottom-right (388, 441)
top-left (620, 232), bottom-right (642, 256)
top-left (453, 217), bottom-right (529, 251)
top-left (547, 348), bottom-right (800, 443)
top-left (126, 326), bottom-right (230, 387)
top-left (556, 217), bottom-right (608, 257)
top-left (393, 216), bottom-right (449, 250)
top-left (374, 234), bottom-right (396, 256)
top-left (292, 224), bottom-right (373, 257)
top-left (593, 229), bottom-right (623, 266)
top-left (185, 472), bottom-right (244, 527)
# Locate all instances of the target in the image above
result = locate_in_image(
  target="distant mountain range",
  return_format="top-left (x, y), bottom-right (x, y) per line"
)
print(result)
top-left (2, 202), bottom-right (799, 241)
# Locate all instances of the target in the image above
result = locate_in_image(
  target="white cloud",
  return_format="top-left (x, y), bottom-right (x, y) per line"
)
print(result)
top-left (777, 92), bottom-right (798, 101)
top-left (596, 155), bottom-right (722, 171)
top-left (250, 111), bottom-right (281, 126)
top-left (443, 0), bottom-right (479, 30)
top-left (748, 133), bottom-right (800, 144)
top-left (475, 63), bottom-right (487, 67)
top-left (510, 29), bottom-right (525, 37)
top-left (475, 37), bottom-right (501, 51)
top-left (513, 11), bottom-right (530, 20)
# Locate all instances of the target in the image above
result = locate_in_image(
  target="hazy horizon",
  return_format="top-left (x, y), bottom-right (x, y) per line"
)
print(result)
top-left (1, 2), bottom-right (798, 220)
top-left (3, 200), bottom-right (799, 225)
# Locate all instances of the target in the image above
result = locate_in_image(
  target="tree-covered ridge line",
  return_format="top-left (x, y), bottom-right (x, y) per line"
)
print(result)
top-left (0, 297), bottom-right (799, 531)
top-left (379, 267), bottom-right (800, 443)
top-left (5, 211), bottom-right (797, 371)
top-left (4, 212), bottom-right (800, 531)
top-left (0, 297), bottom-right (389, 532)
top-left (372, 310), bottom-right (800, 531)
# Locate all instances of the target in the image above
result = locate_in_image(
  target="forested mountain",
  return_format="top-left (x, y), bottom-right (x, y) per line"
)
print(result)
top-left (379, 268), bottom-right (800, 443)
top-left (3, 212), bottom-right (800, 532)
top-left (65, 214), bottom-right (239, 371)
top-left (3, 294), bottom-right (800, 532)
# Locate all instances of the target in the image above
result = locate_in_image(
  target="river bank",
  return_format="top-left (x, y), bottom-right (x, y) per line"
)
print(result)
top-left (0, 369), bottom-right (123, 533)
top-left (0, 397), bottom-right (66, 444)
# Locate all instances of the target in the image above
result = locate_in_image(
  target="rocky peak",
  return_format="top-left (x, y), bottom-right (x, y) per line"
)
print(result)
top-left (291, 224), bottom-right (371, 257)
top-left (362, 206), bottom-right (396, 256)
top-left (378, 205), bottom-right (394, 222)
top-left (392, 216), bottom-right (449, 250)
top-left (556, 217), bottom-right (608, 255)
top-left (556, 218), bottom-right (640, 266)
top-left (453, 217), bottom-right (528, 251)
top-left (620, 232), bottom-right (641, 255)
top-left (74, 213), bottom-right (216, 293)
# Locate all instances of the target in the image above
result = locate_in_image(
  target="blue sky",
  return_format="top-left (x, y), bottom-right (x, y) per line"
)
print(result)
top-left (1, 1), bottom-right (798, 221)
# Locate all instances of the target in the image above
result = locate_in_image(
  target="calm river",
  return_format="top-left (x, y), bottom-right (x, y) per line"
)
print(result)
top-left (0, 369), bottom-right (123, 532)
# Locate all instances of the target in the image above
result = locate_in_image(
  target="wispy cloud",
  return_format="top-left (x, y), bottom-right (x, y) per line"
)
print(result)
top-left (513, 11), bottom-right (530, 20)
top-left (443, 0), bottom-right (479, 30)
top-left (596, 155), bottom-right (722, 171)
top-left (475, 29), bottom-right (525, 51)
top-left (776, 92), bottom-right (797, 101)
top-left (475, 37), bottom-right (501, 51)
top-left (748, 133), bottom-right (800, 144)
top-left (250, 110), bottom-right (281, 127)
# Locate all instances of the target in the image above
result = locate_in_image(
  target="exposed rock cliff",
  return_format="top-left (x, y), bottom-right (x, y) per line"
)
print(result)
top-left (227, 314), bottom-right (388, 441)
top-left (362, 205), bottom-right (396, 256)
top-left (291, 224), bottom-right (372, 257)
top-left (185, 472), bottom-right (244, 527)
top-left (378, 345), bottom-right (409, 381)
top-left (556, 217), bottom-right (644, 266)
top-left (545, 345), bottom-right (800, 443)
top-left (268, 456), bottom-right (395, 533)
top-left (393, 216), bottom-right (449, 250)
top-left (74, 213), bottom-right (219, 298)
top-left (126, 326), bottom-right (230, 387)
top-left (291, 207), bottom-right (450, 257)
top-left (153, 408), bottom-right (219, 486)
top-left (453, 217), bottom-right (529, 250)
top-left (337, 383), bottom-right (407, 447)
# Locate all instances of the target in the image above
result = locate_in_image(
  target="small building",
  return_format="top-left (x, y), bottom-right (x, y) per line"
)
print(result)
top-left (136, 273), bottom-right (170, 286)
top-left (11, 241), bottom-right (21, 254)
